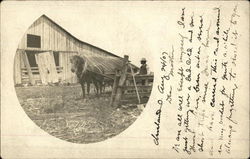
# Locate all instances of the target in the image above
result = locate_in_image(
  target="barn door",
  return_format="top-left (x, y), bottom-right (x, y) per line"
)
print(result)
top-left (59, 52), bottom-right (78, 83)
top-left (35, 51), bottom-right (59, 84)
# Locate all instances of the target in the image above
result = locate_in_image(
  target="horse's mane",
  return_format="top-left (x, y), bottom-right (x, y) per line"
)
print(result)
top-left (71, 55), bottom-right (84, 64)
top-left (71, 55), bottom-right (87, 75)
top-left (71, 55), bottom-right (104, 75)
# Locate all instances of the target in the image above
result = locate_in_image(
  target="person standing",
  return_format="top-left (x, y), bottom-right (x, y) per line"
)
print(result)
top-left (139, 58), bottom-right (149, 75)
top-left (139, 58), bottom-right (149, 85)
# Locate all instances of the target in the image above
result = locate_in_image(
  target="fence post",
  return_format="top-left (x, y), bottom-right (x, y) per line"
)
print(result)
top-left (129, 64), bottom-right (141, 104)
top-left (112, 55), bottom-right (129, 107)
top-left (110, 70), bottom-right (120, 106)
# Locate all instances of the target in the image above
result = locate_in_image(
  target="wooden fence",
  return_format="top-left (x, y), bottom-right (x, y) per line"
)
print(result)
top-left (21, 66), bottom-right (63, 84)
top-left (110, 56), bottom-right (154, 106)
top-left (122, 75), bottom-right (153, 103)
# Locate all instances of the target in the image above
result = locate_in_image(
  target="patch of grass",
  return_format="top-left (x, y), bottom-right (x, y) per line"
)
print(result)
top-left (15, 85), bottom-right (143, 144)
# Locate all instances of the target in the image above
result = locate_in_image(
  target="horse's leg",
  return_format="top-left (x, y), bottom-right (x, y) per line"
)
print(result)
top-left (102, 82), bottom-right (105, 93)
top-left (93, 81), bottom-right (99, 96)
top-left (99, 81), bottom-right (103, 94)
top-left (81, 81), bottom-right (85, 98)
top-left (87, 82), bottom-right (90, 95)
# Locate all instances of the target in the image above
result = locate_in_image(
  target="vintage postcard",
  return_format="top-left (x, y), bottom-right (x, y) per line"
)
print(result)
top-left (1, 1), bottom-right (249, 158)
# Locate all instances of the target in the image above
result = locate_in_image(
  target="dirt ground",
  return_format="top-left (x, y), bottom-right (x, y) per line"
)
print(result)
top-left (15, 85), bottom-right (144, 144)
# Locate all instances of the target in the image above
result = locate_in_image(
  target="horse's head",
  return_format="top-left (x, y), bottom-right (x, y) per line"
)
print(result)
top-left (70, 55), bottom-right (86, 77)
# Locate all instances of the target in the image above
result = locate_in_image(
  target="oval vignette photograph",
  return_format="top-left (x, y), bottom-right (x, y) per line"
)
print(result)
top-left (14, 15), bottom-right (154, 144)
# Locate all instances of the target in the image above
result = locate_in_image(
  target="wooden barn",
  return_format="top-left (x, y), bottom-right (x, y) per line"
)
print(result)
top-left (14, 14), bottom-right (135, 86)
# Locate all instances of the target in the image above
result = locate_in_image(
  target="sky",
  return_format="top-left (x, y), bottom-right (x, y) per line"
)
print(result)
top-left (19, 2), bottom-right (155, 70)
top-left (2, 1), bottom-right (201, 73)
top-left (2, 1), bottom-right (243, 74)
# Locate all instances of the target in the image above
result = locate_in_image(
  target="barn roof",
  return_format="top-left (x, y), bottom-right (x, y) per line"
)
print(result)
top-left (38, 15), bottom-right (138, 72)
top-left (39, 15), bottom-right (119, 58)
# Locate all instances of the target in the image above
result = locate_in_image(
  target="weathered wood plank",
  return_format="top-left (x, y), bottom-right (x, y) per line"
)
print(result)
top-left (110, 70), bottom-right (119, 106)
top-left (48, 51), bottom-right (59, 83)
top-left (126, 75), bottom-right (154, 80)
top-left (35, 51), bottom-right (59, 84)
top-left (59, 52), bottom-right (66, 82)
top-left (122, 92), bottom-right (151, 98)
top-left (35, 52), bottom-right (48, 84)
top-left (112, 55), bottom-right (129, 107)
top-left (22, 51), bottom-right (35, 85)
top-left (122, 85), bottom-right (152, 89)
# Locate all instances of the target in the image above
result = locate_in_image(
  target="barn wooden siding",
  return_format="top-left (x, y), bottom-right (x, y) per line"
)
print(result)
top-left (18, 15), bottom-right (110, 56)
top-left (14, 50), bottom-right (78, 85)
top-left (14, 15), bottom-right (122, 85)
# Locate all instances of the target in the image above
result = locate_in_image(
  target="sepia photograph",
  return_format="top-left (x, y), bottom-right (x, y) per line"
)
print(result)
top-left (1, 1), bottom-right (249, 158)
top-left (14, 14), bottom-right (154, 144)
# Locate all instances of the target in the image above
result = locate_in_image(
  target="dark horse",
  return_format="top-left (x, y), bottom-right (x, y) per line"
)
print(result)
top-left (70, 55), bottom-right (104, 98)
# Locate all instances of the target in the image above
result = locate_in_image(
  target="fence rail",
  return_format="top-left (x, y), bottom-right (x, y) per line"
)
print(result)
top-left (20, 67), bottom-right (64, 84)
top-left (21, 66), bottom-right (63, 74)
top-left (109, 56), bottom-right (154, 107)
top-left (123, 75), bottom-right (153, 101)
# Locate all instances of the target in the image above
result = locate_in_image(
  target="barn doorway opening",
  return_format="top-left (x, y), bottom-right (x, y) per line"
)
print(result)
top-left (26, 51), bottom-right (38, 67)
top-left (26, 51), bottom-right (60, 67)
top-left (25, 50), bottom-right (60, 76)
top-left (53, 51), bottom-right (60, 67)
